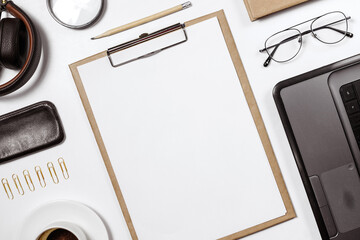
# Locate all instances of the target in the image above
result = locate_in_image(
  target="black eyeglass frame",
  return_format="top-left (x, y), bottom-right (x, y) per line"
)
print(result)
top-left (259, 11), bottom-right (353, 67)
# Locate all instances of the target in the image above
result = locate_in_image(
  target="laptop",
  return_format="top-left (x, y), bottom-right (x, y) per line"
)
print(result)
top-left (274, 54), bottom-right (360, 240)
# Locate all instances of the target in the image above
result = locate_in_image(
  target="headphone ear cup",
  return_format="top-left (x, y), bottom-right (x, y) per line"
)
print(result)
top-left (0, 18), bottom-right (28, 70)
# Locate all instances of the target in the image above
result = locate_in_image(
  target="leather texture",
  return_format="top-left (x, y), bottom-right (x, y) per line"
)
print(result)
top-left (0, 101), bottom-right (65, 163)
top-left (0, 1), bottom-right (41, 96)
top-left (0, 18), bottom-right (27, 69)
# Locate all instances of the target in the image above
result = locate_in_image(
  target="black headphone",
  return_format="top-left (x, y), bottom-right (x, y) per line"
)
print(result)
top-left (0, 0), bottom-right (41, 96)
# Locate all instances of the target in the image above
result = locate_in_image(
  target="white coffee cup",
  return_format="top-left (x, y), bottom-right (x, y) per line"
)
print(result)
top-left (36, 221), bottom-right (87, 240)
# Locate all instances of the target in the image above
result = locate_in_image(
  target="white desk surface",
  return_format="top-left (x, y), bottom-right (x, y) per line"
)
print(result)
top-left (1, 0), bottom-right (360, 239)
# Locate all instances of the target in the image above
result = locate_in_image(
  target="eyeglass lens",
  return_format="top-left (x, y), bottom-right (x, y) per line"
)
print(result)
top-left (265, 29), bottom-right (302, 63)
top-left (311, 12), bottom-right (347, 44)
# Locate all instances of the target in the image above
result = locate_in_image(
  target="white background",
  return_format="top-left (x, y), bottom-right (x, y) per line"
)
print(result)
top-left (0, 0), bottom-right (360, 239)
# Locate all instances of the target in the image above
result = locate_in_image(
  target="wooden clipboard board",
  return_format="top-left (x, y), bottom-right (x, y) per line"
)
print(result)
top-left (69, 10), bottom-right (295, 240)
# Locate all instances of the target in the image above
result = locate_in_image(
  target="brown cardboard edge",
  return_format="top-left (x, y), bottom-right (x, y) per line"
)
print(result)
top-left (186, 10), bottom-right (296, 239)
top-left (69, 10), bottom-right (295, 240)
top-left (242, 0), bottom-right (256, 21)
top-left (69, 56), bottom-right (139, 240)
top-left (244, 0), bottom-right (309, 21)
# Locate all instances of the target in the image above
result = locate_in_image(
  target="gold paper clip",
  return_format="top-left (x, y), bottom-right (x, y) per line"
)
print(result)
top-left (58, 158), bottom-right (69, 180)
top-left (23, 170), bottom-right (35, 192)
top-left (35, 166), bottom-right (46, 188)
top-left (47, 162), bottom-right (59, 184)
top-left (12, 174), bottom-right (24, 195)
top-left (2, 178), bottom-right (14, 200)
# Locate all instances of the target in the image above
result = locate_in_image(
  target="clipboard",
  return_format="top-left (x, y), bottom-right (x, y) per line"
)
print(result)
top-left (69, 10), bottom-right (295, 240)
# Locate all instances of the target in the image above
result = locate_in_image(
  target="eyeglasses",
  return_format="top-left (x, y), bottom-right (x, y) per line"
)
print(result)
top-left (259, 11), bottom-right (353, 67)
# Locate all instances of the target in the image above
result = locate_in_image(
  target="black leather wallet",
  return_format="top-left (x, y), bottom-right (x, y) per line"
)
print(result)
top-left (0, 101), bottom-right (65, 163)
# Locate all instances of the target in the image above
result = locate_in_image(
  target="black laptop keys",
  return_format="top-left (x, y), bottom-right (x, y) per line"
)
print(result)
top-left (340, 81), bottom-right (360, 144)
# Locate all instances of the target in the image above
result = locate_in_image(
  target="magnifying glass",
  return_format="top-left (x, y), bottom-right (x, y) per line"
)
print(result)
top-left (46, 0), bottom-right (104, 29)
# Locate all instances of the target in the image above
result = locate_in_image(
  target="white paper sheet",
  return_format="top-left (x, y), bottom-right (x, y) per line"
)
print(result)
top-left (78, 18), bottom-right (286, 239)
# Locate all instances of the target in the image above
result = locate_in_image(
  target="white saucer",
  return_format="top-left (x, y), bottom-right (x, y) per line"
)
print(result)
top-left (19, 200), bottom-right (108, 240)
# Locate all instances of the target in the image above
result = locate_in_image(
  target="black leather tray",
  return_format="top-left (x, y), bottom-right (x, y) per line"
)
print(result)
top-left (0, 101), bottom-right (65, 163)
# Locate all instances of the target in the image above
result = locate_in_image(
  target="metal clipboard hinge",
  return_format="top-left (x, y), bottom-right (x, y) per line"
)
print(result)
top-left (107, 23), bottom-right (188, 67)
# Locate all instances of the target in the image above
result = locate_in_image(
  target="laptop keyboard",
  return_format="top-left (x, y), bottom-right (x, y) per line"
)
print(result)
top-left (340, 81), bottom-right (360, 145)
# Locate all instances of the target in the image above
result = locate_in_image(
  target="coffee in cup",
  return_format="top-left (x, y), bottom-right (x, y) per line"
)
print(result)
top-left (36, 222), bottom-right (86, 240)
top-left (38, 228), bottom-right (78, 240)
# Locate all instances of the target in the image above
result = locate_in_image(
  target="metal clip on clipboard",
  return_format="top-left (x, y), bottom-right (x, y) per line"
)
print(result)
top-left (107, 23), bottom-right (188, 67)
